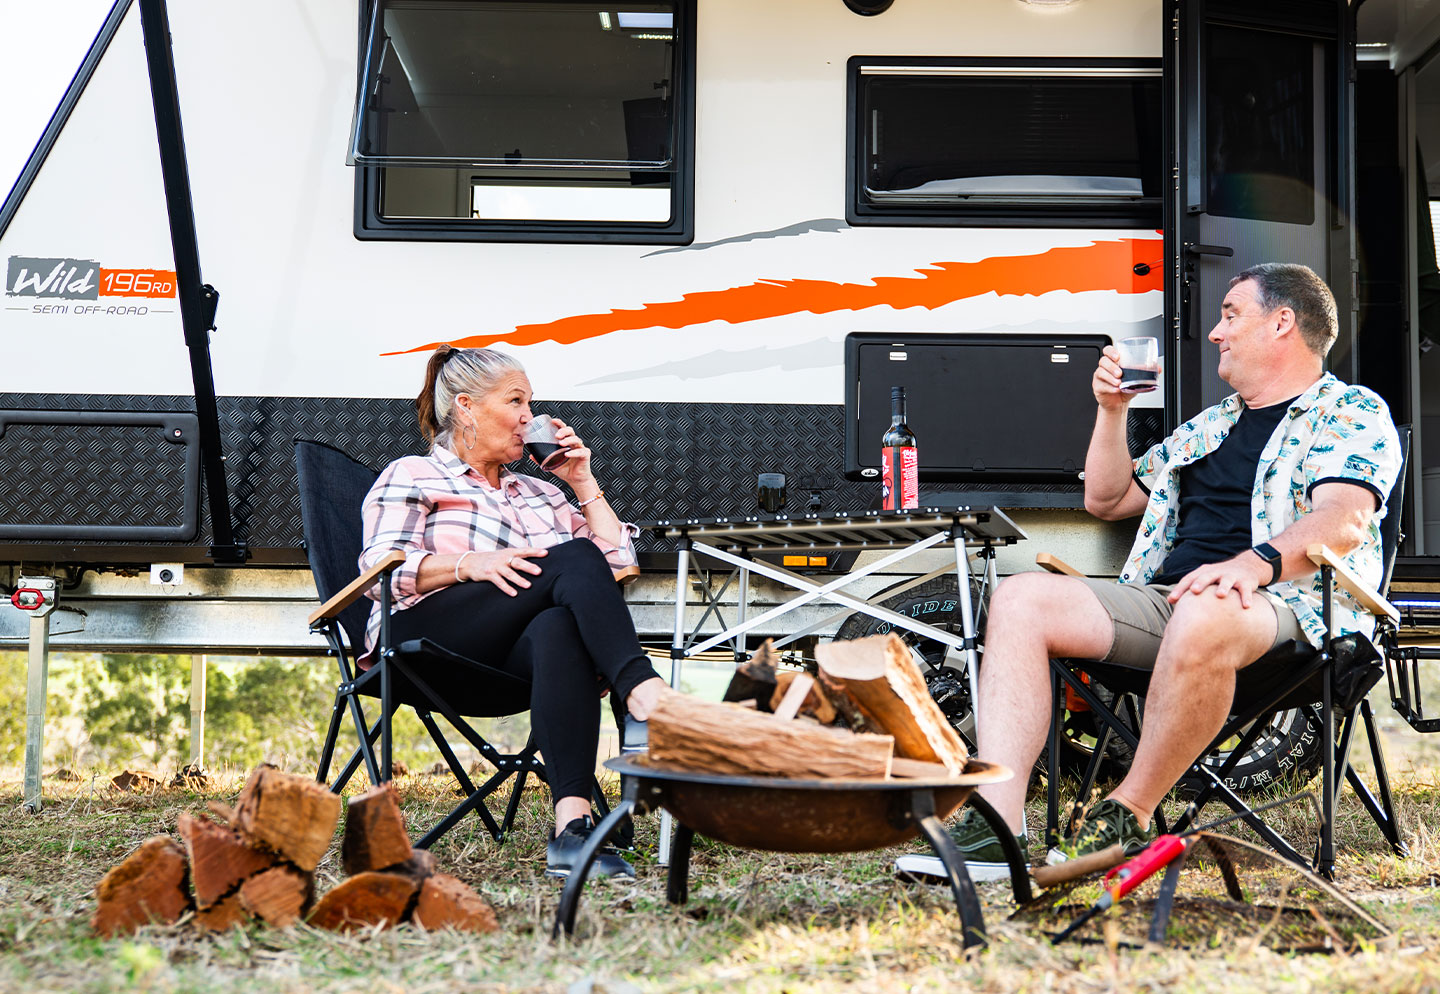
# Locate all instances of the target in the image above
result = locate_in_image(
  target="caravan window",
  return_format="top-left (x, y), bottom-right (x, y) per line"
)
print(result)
top-left (351, 1), bottom-right (694, 243)
top-left (847, 58), bottom-right (1162, 227)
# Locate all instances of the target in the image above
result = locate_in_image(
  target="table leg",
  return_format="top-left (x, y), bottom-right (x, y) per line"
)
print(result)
top-left (666, 824), bottom-right (696, 905)
top-left (660, 539), bottom-right (691, 868)
top-left (951, 527), bottom-right (981, 729)
top-left (552, 798), bottom-right (638, 939)
top-left (911, 789), bottom-right (987, 949)
top-left (734, 556), bottom-right (749, 664)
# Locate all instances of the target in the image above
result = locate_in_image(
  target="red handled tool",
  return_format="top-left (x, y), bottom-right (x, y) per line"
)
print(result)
top-left (1050, 792), bottom-right (1316, 945)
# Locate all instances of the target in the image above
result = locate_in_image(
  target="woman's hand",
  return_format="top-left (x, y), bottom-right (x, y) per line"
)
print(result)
top-left (546, 418), bottom-right (596, 488)
top-left (456, 547), bottom-right (547, 596)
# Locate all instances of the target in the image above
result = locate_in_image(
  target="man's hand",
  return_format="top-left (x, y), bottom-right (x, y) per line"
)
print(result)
top-left (1093, 345), bottom-right (1135, 413)
top-left (1166, 551), bottom-right (1273, 608)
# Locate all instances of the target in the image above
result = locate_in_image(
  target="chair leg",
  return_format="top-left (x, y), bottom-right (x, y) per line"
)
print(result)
top-left (1344, 700), bottom-right (1409, 857)
top-left (1317, 680), bottom-right (1337, 879)
top-left (316, 693), bottom-right (347, 785)
top-left (329, 713), bottom-right (384, 794)
top-left (1047, 668), bottom-right (1063, 848)
top-left (415, 709), bottom-right (478, 796)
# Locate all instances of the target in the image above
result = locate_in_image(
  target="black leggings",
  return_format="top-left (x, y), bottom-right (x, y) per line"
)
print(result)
top-left (390, 539), bottom-right (659, 801)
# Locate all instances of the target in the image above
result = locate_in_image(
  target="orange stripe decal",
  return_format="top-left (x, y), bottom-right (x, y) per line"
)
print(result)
top-left (384, 236), bottom-right (1162, 355)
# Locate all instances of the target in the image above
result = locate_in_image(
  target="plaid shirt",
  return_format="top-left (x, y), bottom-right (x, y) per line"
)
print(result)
top-left (359, 444), bottom-right (638, 654)
top-left (1121, 372), bottom-right (1401, 646)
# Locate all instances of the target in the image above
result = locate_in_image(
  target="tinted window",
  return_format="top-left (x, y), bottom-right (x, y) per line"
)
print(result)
top-left (850, 60), bottom-right (1161, 225)
top-left (351, 1), bottom-right (693, 241)
top-left (1204, 25), bottom-right (1315, 225)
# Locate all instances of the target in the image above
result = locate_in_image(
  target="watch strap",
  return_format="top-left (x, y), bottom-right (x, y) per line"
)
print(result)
top-left (1253, 542), bottom-right (1283, 585)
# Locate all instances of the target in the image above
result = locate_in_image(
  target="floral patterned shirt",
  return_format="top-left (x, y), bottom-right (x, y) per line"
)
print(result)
top-left (1121, 372), bottom-right (1401, 646)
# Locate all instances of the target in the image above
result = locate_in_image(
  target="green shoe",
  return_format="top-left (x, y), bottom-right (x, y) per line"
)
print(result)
top-left (1045, 798), bottom-right (1152, 865)
top-left (894, 805), bottom-right (1026, 882)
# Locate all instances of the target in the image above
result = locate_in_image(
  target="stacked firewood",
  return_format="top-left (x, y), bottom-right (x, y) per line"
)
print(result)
top-left (92, 767), bottom-right (496, 937)
top-left (644, 633), bottom-right (969, 780)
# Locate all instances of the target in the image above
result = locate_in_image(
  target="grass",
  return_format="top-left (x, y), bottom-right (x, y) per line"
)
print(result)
top-left (4, 757), bottom-right (1440, 994)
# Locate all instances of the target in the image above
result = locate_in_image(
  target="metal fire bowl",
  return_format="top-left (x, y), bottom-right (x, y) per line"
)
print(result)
top-left (605, 755), bottom-right (1011, 853)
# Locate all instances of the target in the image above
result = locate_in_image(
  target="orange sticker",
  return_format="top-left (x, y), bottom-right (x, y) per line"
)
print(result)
top-left (98, 269), bottom-right (178, 298)
top-left (385, 236), bottom-right (1163, 355)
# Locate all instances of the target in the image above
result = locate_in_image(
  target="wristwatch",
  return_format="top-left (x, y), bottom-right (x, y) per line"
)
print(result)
top-left (1252, 542), bottom-right (1283, 586)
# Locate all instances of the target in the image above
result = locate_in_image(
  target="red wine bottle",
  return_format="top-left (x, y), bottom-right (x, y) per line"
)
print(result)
top-left (881, 386), bottom-right (918, 511)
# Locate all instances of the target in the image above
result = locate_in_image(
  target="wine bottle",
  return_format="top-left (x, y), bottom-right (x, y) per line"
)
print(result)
top-left (881, 386), bottom-right (918, 511)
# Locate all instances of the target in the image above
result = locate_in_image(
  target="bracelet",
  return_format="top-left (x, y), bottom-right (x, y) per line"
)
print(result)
top-left (577, 489), bottom-right (605, 509)
top-left (455, 550), bottom-right (475, 583)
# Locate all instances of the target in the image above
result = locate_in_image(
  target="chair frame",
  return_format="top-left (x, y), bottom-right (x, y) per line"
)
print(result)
top-left (297, 440), bottom-right (613, 850)
top-left (1043, 543), bottom-right (1408, 878)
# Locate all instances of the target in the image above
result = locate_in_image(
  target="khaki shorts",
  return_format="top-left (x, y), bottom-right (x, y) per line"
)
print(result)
top-left (1076, 577), bottom-right (1306, 669)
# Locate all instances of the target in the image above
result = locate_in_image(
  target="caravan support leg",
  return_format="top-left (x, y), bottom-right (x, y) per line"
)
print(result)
top-left (20, 576), bottom-right (58, 814)
top-left (189, 654), bottom-right (207, 771)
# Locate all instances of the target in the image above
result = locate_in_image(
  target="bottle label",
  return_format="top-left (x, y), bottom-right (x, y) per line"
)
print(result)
top-left (882, 446), bottom-right (919, 510)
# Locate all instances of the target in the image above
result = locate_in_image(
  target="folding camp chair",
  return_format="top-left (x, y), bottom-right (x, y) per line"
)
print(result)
top-left (294, 439), bottom-right (615, 849)
top-left (1042, 427), bottom-right (1412, 878)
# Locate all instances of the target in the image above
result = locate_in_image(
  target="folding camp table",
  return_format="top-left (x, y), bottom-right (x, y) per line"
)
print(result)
top-left (641, 506), bottom-right (1026, 863)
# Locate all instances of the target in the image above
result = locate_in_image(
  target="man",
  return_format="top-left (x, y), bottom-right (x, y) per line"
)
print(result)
top-left (898, 263), bottom-right (1401, 881)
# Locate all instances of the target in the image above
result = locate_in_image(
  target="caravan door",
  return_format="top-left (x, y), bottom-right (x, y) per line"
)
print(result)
top-left (1167, 0), bottom-right (1352, 419)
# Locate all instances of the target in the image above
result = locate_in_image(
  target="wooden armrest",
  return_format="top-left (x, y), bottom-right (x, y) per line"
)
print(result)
top-left (1305, 544), bottom-right (1399, 625)
top-left (613, 563), bottom-right (641, 586)
top-left (1036, 552), bottom-right (1085, 578)
top-left (308, 550), bottom-right (406, 627)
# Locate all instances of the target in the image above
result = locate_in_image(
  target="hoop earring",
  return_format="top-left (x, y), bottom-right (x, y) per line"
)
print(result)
top-left (460, 421), bottom-right (476, 450)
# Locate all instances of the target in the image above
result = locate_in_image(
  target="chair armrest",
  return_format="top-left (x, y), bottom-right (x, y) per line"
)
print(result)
top-left (308, 550), bottom-right (406, 627)
top-left (613, 563), bottom-right (641, 586)
top-left (1305, 544), bottom-right (1399, 625)
top-left (1036, 552), bottom-right (1085, 578)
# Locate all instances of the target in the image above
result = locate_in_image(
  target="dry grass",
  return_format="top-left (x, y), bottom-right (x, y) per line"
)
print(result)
top-left (3, 756), bottom-right (1440, 994)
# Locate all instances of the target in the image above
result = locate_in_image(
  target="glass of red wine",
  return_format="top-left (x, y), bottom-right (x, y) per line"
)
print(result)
top-left (521, 414), bottom-right (568, 471)
top-left (1116, 336), bottom-right (1160, 393)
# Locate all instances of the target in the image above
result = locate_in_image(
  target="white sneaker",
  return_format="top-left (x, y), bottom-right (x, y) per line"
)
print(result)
top-left (893, 852), bottom-right (1014, 883)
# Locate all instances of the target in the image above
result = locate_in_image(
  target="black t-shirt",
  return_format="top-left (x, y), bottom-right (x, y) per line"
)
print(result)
top-left (1152, 398), bottom-right (1296, 585)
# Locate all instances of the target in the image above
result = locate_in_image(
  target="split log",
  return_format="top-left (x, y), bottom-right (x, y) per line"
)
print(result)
top-left (645, 689), bottom-right (894, 779)
top-left (231, 766), bottom-right (342, 872)
top-left (193, 892), bottom-right (250, 932)
top-left (815, 634), bottom-right (969, 776)
top-left (92, 836), bottom-right (191, 937)
top-left (238, 865), bottom-right (314, 928)
top-left (722, 639), bottom-right (780, 710)
top-left (769, 671), bottom-right (837, 725)
top-left (382, 848), bottom-right (436, 883)
top-left (341, 783), bottom-right (413, 876)
top-left (888, 758), bottom-right (952, 779)
top-left (177, 811), bottom-right (278, 908)
top-left (411, 873), bottom-right (499, 934)
top-left (770, 672), bottom-right (814, 721)
top-left (307, 872), bottom-right (419, 932)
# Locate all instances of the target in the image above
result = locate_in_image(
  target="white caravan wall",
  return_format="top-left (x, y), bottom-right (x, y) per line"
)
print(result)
top-left (1, 0), bottom-right (1162, 406)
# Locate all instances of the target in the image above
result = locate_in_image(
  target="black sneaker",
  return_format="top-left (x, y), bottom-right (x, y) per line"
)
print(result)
top-left (894, 805), bottom-right (1026, 883)
top-left (546, 816), bottom-right (636, 880)
top-left (1045, 798), bottom-right (1152, 865)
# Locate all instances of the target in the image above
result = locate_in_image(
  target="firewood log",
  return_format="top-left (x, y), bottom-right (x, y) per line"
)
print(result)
top-left (307, 872), bottom-right (419, 932)
top-left (193, 892), bottom-right (250, 932)
top-left (92, 836), bottom-right (191, 937)
top-left (769, 670), bottom-right (838, 724)
top-left (341, 784), bottom-right (413, 876)
top-left (815, 634), bottom-right (969, 775)
top-left (231, 766), bottom-right (342, 872)
top-left (646, 689), bottom-right (893, 778)
top-left (722, 639), bottom-right (780, 710)
top-left (177, 811), bottom-right (278, 908)
top-left (382, 848), bottom-right (436, 882)
top-left (238, 865), bottom-right (314, 928)
top-left (411, 873), bottom-right (499, 933)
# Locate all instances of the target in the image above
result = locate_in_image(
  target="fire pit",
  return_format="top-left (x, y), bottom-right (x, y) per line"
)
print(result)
top-left (553, 755), bottom-right (1027, 948)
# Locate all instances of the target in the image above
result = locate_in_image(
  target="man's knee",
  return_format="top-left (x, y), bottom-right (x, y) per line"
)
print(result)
top-left (1158, 593), bottom-right (1274, 673)
top-left (988, 572), bottom-right (1111, 658)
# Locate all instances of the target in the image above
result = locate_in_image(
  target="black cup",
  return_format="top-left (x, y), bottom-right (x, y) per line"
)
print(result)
top-left (758, 473), bottom-right (786, 513)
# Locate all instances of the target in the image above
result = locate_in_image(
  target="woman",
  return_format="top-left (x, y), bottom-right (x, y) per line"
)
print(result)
top-left (359, 345), bottom-right (667, 879)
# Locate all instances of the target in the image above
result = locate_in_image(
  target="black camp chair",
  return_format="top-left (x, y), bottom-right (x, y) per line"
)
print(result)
top-left (294, 439), bottom-right (614, 848)
top-left (1042, 427), bottom-right (1412, 878)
